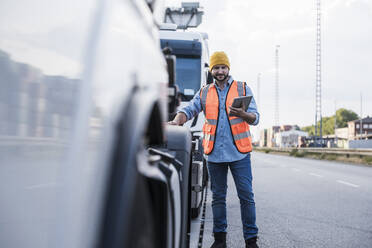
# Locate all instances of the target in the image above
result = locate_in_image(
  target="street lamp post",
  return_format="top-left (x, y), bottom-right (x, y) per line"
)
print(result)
top-left (360, 92), bottom-right (363, 138)
top-left (275, 45), bottom-right (280, 127)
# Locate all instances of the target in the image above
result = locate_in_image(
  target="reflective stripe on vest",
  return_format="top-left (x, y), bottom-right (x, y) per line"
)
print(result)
top-left (201, 84), bottom-right (211, 113)
top-left (200, 84), bottom-right (219, 154)
top-left (200, 81), bottom-right (252, 155)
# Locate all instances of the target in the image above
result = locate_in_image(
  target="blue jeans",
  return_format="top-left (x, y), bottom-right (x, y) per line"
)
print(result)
top-left (207, 153), bottom-right (258, 240)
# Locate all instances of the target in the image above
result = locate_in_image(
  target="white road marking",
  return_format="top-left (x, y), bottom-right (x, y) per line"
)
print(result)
top-left (336, 180), bottom-right (360, 188)
top-left (26, 183), bottom-right (57, 190)
top-left (292, 168), bottom-right (301, 172)
top-left (309, 173), bottom-right (324, 178)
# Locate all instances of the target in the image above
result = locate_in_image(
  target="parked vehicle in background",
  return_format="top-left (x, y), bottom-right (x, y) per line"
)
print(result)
top-left (0, 0), bottom-right (195, 247)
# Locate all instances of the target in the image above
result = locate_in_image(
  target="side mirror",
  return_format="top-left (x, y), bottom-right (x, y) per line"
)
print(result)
top-left (162, 47), bottom-right (178, 118)
top-left (206, 70), bottom-right (214, 84)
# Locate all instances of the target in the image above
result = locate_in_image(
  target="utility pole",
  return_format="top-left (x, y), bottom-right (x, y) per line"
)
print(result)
top-left (315, 0), bottom-right (323, 145)
top-left (360, 92), bottom-right (363, 138)
top-left (334, 100), bottom-right (337, 146)
top-left (257, 73), bottom-right (261, 144)
top-left (275, 45), bottom-right (280, 126)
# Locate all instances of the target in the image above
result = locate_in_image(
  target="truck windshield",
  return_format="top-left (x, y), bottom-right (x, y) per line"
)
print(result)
top-left (176, 56), bottom-right (201, 101)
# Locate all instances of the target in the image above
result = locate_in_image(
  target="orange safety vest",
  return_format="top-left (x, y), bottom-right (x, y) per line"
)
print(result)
top-left (200, 80), bottom-right (252, 155)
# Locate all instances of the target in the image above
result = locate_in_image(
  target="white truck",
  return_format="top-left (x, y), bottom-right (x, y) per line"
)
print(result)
top-left (0, 0), bottom-right (197, 248)
top-left (159, 2), bottom-right (212, 218)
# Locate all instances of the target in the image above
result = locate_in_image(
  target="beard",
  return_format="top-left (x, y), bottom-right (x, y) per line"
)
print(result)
top-left (213, 73), bottom-right (229, 82)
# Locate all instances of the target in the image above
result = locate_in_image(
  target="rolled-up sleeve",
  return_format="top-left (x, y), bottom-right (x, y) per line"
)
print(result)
top-left (178, 89), bottom-right (203, 121)
top-left (245, 85), bottom-right (260, 126)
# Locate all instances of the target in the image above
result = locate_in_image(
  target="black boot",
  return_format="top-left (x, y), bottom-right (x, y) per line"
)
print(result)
top-left (210, 232), bottom-right (226, 248)
top-left (245, 236), bottom-right (259, 248)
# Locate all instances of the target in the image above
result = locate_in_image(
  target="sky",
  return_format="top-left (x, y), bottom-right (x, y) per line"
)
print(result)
top-left (165, 0), bottom-right (372, 129)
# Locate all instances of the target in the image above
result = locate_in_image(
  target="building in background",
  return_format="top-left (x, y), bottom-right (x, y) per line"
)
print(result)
top-left (267, 126), bottom-right (280, 147)
top-left (348, 116), bottom-right (372, 140)
top-left (274, 129), bottom-right (308, 147)
top-left (260, 125), bottom-right (306, 148)
top-left (259, 129), bottom-right (267, 147)
top-left (346, 117), bottom-right (372, 148)
top-left (258, 119), bottom-right (372, 149)
top-left (314, 118), bottom-right (372, 149)
top-left (335, 127), bottom-right (349, 148)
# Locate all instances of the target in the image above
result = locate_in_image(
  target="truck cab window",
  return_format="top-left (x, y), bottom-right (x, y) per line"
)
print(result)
top-left (176, 56), bottom-right (201, 101)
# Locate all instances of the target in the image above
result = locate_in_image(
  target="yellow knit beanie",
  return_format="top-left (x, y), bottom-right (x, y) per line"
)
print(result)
top-left (209, 51), bottom-right (230, 71)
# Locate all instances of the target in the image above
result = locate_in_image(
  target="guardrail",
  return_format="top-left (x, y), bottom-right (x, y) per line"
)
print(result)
top-left (254, 147), bottom-right (372, 165)
top-left (255, 147), bottom-right (372, 156)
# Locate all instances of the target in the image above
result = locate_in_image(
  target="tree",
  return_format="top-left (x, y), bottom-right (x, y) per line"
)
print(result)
top-left (322, 116), bottom-right (334, 135)
top-left (302, 125), bottom-right (315, 136)
top-left (336, 108), bottom-right (359, 128)
top-left (301, 108), bottom-right (359, 135)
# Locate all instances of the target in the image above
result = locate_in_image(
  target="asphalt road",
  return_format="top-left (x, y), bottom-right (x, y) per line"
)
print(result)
top-left (201, 152), bottom-right (372, 248)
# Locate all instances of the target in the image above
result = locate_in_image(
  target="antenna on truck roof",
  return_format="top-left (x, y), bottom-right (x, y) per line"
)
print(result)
top-left (164, 2), bottom-right (204, 30)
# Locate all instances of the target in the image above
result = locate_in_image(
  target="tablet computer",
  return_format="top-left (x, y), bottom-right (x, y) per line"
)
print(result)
top-left (231, 96), bottom-right (252, 111)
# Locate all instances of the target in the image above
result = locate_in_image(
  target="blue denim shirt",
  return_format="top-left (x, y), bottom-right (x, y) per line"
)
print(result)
top-left (179, 76), bottom-right (260, 163)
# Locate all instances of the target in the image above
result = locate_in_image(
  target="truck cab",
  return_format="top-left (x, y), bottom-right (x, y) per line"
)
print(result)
top-left (159, 2), bottom-right (211, 218)
top-left (160, 26), bottom-right (210, 131)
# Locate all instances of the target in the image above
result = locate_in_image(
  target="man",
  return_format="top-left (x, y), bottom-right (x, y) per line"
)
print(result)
top-left (169, 51), bottom-right (259, 248)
